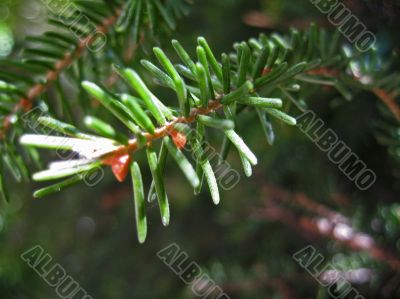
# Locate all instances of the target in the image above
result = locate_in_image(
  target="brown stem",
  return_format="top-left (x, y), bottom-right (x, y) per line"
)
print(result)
top-left (101, 99), bottom-right (223, 160)
top-left (102, 66), bottom-right (400, 162)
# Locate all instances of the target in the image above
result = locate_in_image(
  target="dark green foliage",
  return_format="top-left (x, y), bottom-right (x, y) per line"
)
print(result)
top-left (1, 1), bottom-right (400, 298)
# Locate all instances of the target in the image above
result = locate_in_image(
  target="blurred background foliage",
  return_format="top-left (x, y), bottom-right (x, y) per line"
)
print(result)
top-left (1, 0), bottom-right (400, 298)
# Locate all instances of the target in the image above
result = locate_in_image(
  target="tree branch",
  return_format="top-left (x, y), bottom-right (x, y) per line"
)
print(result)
top-left (252, 186), bottom-right (400, 272)
top-left (0, 7), bottom-right (123, 139)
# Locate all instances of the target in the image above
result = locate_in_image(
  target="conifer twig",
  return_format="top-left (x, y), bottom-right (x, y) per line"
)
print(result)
top-left (0, 6), bottom-right (124, 139)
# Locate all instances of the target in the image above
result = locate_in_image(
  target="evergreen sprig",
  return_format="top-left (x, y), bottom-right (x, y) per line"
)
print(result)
top-left (18, 25), bottom-right (400, 243)
top-left (2, 9), bottom-right (400, 242)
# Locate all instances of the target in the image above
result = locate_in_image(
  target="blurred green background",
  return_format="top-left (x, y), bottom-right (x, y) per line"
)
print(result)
top-left (1, 0), bottom-right (400, 298)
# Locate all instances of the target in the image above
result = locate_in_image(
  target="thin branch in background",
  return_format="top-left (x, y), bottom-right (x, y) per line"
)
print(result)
top-left (252, 188), bottom-right (400, 272)
top-left (262, 184), bottom-right (349, 223)
top-left (373, 87), bottom-right (400, 122)
top-left (305, 67), bottom-right (400, 123)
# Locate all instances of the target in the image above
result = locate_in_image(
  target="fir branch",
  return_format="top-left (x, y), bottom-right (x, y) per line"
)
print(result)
top-left (16, 27), bottom-right (400, 242)
top-left (0, 5), bottom-right (123, 139)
